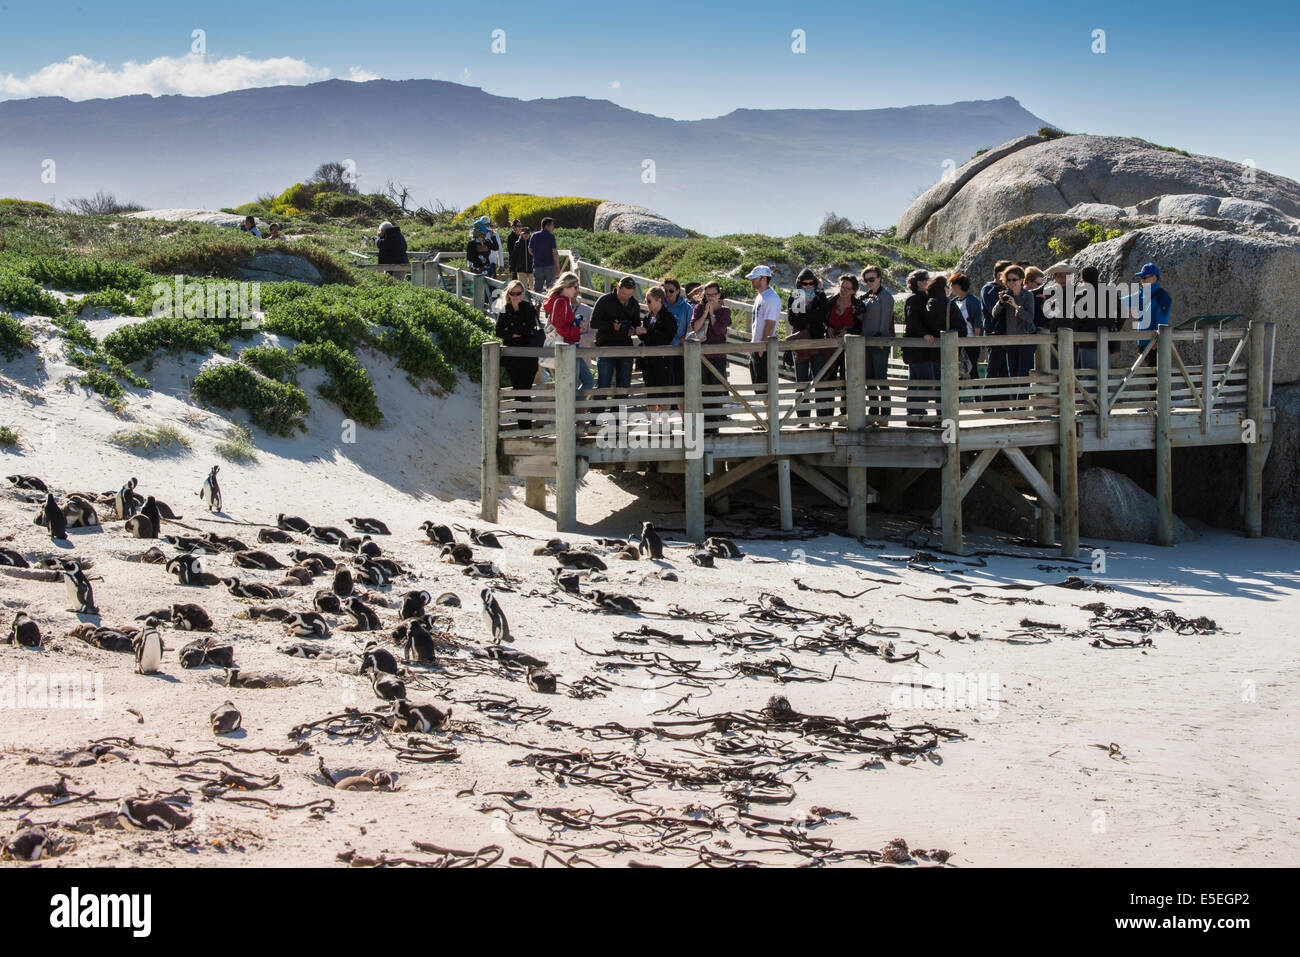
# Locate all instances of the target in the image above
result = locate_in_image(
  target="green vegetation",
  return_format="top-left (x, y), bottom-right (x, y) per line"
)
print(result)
top-left (239, 344), bottom-right (298, 383)
top-left (192, 362), bottom-right (310, 436)
top-left (0, 313), bottom-right (34, 360)
top-left (109, 423), bottom-right (192, 454)
top-left (1038, 127), bottom-right (1071, 140)
top-left (1131, 137), bottom-right (1190, 157)
top-left (1047, 220), bottom-right (1126, 259)
top-left (0, 198), bottom-right (55, 217)
top-left (78, 368), bottom-right (125, 399)
top-left (455, 193), bottom-right (604, 230)
top-left (215, 423), bottom-right (258, 463)
top-left (0, 425), bottom-right (17, 446)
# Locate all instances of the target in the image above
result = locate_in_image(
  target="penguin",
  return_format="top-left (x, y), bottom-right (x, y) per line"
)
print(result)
top-left (639, 522), bottom-right (664, 560)
top-left (285, 612), bottom-right (330, 639)
top-left (313, 590), bottom-right (342, 614)
top-left (42, 493), bottom-right (67, 540)
top-left (552, 568), bottom-right (582, 594)
top-left (115, 477), bottom-right (139, 520)
top-left (399, 590), bottom-right (431, 620)
top-left (169, 603), bottom-right (213, 631)
top-left (533, 538), bottom-right (569, 556)
top-left (462, 561), bottom-right (502, 578)
top-left (163, 534), bottom-right (219, 553)
top-left (140, 496), bottom-right (162, 537)
top-left (210, 700), bottom-right (241, 734)
top-left (202, 642), bottom-right (235, 669)
top-left (133, 626), bottom-right (164, 675)
top-left (402, 619), bottom-right (438, 664)
top-left (419, 521), bottom-right (455, 545)
top-left (226, 668), bottom-right (296, 689)
top-left (614, 545), bottom-right (641, 561)
top-left (257, 527), bottom-right (295, 545)
top-left (224, 578), bottom-right (281, 600)
top-left (167, 554), bottom-right (220, 586)
top-left (480, 588), bottom-right (510, 644)
top-left (704, 536), bottom-right (744, 559)
top-left (6, 474), bottom-right (48, 493)
top-left (0, 547), bottom-right (29, 568)
top-left (434, 592), bottom-right (460, 608)
top-left (371, 671), bottom-right (406, 701)
top-left (199, 465), bottom-right (222, 512)
top-left (69, 624), bottom-right (134, 652)
top-left (356, 537), bottom-right (383, 559)
top-left (483, 645), bottom-right (548, 669)
top-left (310, 525), bottom-right (348, 545)
top-left (4, 824), bottom-right (51, 861)
top-left (468, 528), bottom-right (502, 548)
top-left (347, 517), bottom-right (391, 535)
top-left (555, 550), bottom-right (607, 571)
top-left (153, 499), bottom-right (179, 520)
top-left (391, 700), bottom-right (450, 733)
top-left (63, 563), bottom-right (98, 614)
top-left (589, 590), bottom-right (640, 613)
top-left (690, 550), bottom-right (715, 568)
top-left (526, 664), bottom-right (557, 694)
top-left (360, 642), bottom-right (400, 676)
top-left (201, 532), bottom-right (248, 552)
top-left (177, 638), bottom-right (208, 668)
top-left (232, 550), bottom-right (285, 570)
top-left (7, 612), bottom-right (42, 648)
top-left (64, 496), bottom-right (99, 528)
top-left (291, 548), bottom-right (335, 569)
top-left (352, 556), bottom-right (388, 588)
top-left (344, 596), bottom-right (381, 631)
top-left (247, 605), bottom-right (291, 621)
top-left (280, 642), bottom-right (330, 659)
top-left (124, 513), bottom-right (156, 538)
top-left (278, 514), bottom-right (312, 534)
top-left (439, 543), bottom-right (473, 566)
top-left (332, 567), bottom-right (354, 597)
top-left (118, 796), bottom-right (192, 831)
top-left (277, 565), bottom-right (315, 587)
top-left (138, 546), bottom-right (168, 565)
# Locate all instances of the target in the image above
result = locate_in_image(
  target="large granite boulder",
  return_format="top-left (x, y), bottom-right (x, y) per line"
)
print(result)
top-left (128, 208), bottom-right (267, 230)
top-left (593, 202), bottom-right (687, 238)
top-left (238, 253), bottom-right (323, 285)
top-left (1263, 382), bottom-right (1300, 540)
top-left (1079, 467), bottom-right (1194, 545)
top-left (898, 135), bottom-right (1300, 250)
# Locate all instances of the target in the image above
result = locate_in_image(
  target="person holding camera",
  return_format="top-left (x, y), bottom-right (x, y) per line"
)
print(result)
top-left (591, 277), bottom-right (645, 411)
top-left (990, 265), bottom-right (1037, 406)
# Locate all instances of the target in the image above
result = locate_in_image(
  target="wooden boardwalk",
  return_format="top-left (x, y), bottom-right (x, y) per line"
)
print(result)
top-left (396, 248), bottom-right (1277, 555)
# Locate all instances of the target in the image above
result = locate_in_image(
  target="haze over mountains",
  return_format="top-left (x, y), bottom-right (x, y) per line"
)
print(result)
top-left (0, 79), bottom-right (1049, 235)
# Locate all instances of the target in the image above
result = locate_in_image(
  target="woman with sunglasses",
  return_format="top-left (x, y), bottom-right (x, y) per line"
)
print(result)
top-left (787, 268), bottom-right (829, 420)
top-left (690, 281), bottom-right (732, 422)
top-left (495, 280), bottom-right (544, 430)
top-left (541, 272), bottom-right (595, 392)
top-left (639, 286), bottom-right (677, 412)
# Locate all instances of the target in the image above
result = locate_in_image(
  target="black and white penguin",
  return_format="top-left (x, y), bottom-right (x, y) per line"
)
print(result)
top-left (533, 538), bottom-right (569, 556)
top-left (690, 550), bottom-right (715, 568)
top-left (7, 612), bottom-right (42, 648)
top-left (356, 537), bottom-right (383, 559)
top-left (462, 561), bottom-right (502, 579)
top-left (115, 477), bottom-right (139, 520)
top-left (434, 592), bottom-right (460, 608)
top-left (344, 596), bottom-right (381, 631)
top-left (198, 465), bottom-right (222, 512)
top-left (399, 590), bottom-right (431, 620)
top-left (167, 554), bottom-right (220, 586)
top-left (468, 528), bottom-right (502, 548)
top-left (285, 612), bottom-right (330, 639)
top-left (439, 543), bottom-right (473, 566)
top-left (402, 619), bottom-right (437, 664)
top-left (124, 513), bottom-right (156, 539)
top-left (232, 550), bottom-right (285, 570)
top-left (177, 638), bottom-right (208, 668)
top-left (62, 563), bottom-right (97, 614)
top-left (0, 547), bottom-right (29, 568)
top-left (42, 493), bottom-right (67, 540)
top-left (347, 517), bottom-right (390, 535)
top-left (332, 566), bottom-right (354, 597)
top-left (552, 568), bottom-right (582, 594)
top-left (169, 603), bottom-right (213, 631)
top-left (210, 700), bottom-right (241, 734)
top-left (162, 534), bottom-right (216, 553)
top-left (480, 587), bottom-right (510, 644)
top-left (202, 642), bottom-right (235, 669)
top-left (140, 496), bottom-right (162, 537)
top-left (639, 522), bottom-right (664, 560)
top-left (371, 671), bottom-right (406, 701)
top-left (4, 824), bottom-right (51, 861)
top-left (313, 590), bottom-right (342, 614)
top-left (64, 496), bottom-right (99, 528)
top-left (224, 577), bottom-right (281, 600)
top-left (391, 700), bottom-right (449, 733)
top-left (290, 548), bottom-right (335, 569)
top-left (526, 664), bottom-right (557, 694)
top-left (704, 536), bottom-right (744, 559)
top-left (359, 642), bottom-right (400, 676)
top-left (484, 645), bottom-right (548, 669)
top-left (589, 589), bottom-right (640, 613)
top-left (352, 556), bottom-right (388, 588)
top-left (277, 565), bottom-right (315, 587)
top-left (310, 525), bottom-right (348, 545)
top-left (133, 626), bottom-right (164, 675)
top-left (257, 527), bottom-right (295, 545)
top-left (419, 521), bottom-right (455, 545)
top-left (555, 550), bottom-right (607, 571)
top-left (247, 605), bottom-right (291, 621)
top-left (6, 474), bottom-right (48, 493)
top-left (118, 796), bottom-right (191, 831)
top-left (201, 531), bottom-right (248, 552)
top-left (278, 514), bottom-right (312, 534)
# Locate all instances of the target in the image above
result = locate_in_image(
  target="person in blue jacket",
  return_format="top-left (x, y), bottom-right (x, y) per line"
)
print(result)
top-left (1121, 263), bottom-right (1172, 363)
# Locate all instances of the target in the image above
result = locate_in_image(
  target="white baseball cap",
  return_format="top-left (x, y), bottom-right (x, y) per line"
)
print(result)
top-left (745, 265), bottom-right (773, 279)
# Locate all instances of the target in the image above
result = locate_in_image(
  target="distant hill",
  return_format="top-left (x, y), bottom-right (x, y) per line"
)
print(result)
top-left (0, 79), bottom-right (1049, 236)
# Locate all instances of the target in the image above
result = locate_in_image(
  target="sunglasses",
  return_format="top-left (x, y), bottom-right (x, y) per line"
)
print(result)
top-left (509, 290), bottom-right (523, 297)
top-left (799, 282), bottom-right (816, 288)
top-left (865, 276), bottom-right (880, 282)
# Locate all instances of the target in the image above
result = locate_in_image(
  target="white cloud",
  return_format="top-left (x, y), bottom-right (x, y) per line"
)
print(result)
top-left (0, 54), bottom-right (379, 100)
top-left (609, 80), bottom-right (621, 90)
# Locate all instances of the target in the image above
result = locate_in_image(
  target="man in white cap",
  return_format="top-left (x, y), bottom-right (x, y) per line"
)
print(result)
top-left (1042, 260), bottom-right (1075, 328)
top-left (747, 265), bottom-right (782, 384)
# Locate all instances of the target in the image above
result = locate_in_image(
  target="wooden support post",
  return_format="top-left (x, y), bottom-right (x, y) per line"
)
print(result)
top-left (1201, 325), bottom-right (1214, 434)
top-left (766, 340), bottom-right (780, 455)
top-left (776, 457), bottom-right (793, 531)
top-left (683, 340), bottom-right (705, 543)
top-left (1057, 328), bottom-right (1079, 558)
top-left (1155, 323), bottom-right (1174, 546)
top-left (1097, 329), bottom-right (1110, 439)
top-left (1034, 447), bottom-right (1055, 545)
top-left (454, 269), bottom-right (464, 300)
top-left (1245, 320), bottom-right (1265, 538)
top-left (525, 477), bottom-right (546, 511)
top-left (844, 334), bottom-right (868, 537)
top-left (939, 330), bottom-right (962, 554)
top-left (480, 342), bottom-right (500, 523)
top-left (472, 273), bottom-right (486, 312)
top-left (554, 343), bottom-right (577, 532)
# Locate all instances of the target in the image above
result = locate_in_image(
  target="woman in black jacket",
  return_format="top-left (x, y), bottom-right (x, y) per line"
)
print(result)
top-left (376, 222), bottom-right (408, 265)
top-left (639, 286), bottom-right (677, 412)
top-left (903, 270), bottom-right (940, 416)
top-left (787, 267), bottom-right (830, 419)
top-left (495, 281), bottom-right (543, 430)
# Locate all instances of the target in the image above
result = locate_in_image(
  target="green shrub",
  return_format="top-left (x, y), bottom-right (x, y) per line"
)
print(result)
top-left (215, 423), bottom-right (257, 463)
top-left (71, 288), bottom-right (144, 316)
top-left (102, 315), bottom-right (230, 365)
top-left (19, 256), bottom-right (147, 293)
top-left (239, 344), bottom-right (298, 382)
top-left (312, 191), bottom-right (402, 222)
top-left (79, 368), bottom-right (125, 398)
top-left (192, 362), bottom-right (309, 436)
top-left (0, 199), bottom-right (55, 217)
top-left (0, 425), bottom-right (17, 446)
top-left (455, 193), bottom-right (604, 230)
top-left (0, 271), bottom-right (62, 316)
top-left (110, 424), bottom-right (192, 454)
top-left (0, 313), bottom-right (34, 360)
top-left (294, 340), bottom-right (382, 426)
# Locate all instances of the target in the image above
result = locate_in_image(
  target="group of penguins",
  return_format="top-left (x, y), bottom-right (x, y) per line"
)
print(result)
top-left (4, 470), bottom-right (748, 755)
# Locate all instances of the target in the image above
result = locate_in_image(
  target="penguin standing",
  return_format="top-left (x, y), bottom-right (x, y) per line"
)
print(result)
top-left (133, 626), bottom-right (164, 675)
top-left (115, 477), bottom-right (139, 520)
top-left (403, 619), bottom-right (437, 664)
top-left (7, 612), bottom-right (42, 648)
top-left (332, 566), bottom-right (354, 598)
top-left (63, 563), bottom-right (98, 615)
top-left (199, 465), bottom-right (222, 512)
top-left (344, 596), bottom-right (381, 631)
top-left (480, 588), bottom-right (510, 644)
top-left (140, 496), bottom-right (162, 536)
top-left (639, 522), bottom-right (664, 560)
top-left (42, 493), bottom-right (67, 540)
top-left (399, 590), bottom-right (431, 620)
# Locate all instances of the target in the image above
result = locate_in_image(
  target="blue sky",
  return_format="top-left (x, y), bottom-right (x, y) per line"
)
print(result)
top-left (1, 0), bottom-right (1296, 180)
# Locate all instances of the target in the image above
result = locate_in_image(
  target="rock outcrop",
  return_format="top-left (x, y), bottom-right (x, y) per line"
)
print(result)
top-left (238, 254), bottom-right (323, 286)
top-left (593, 202), bottom-right (687, 238)
top-left (1078, 467), bottom-right (1194, 545)
top-left (128, 208), bottom-right (267, 230)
